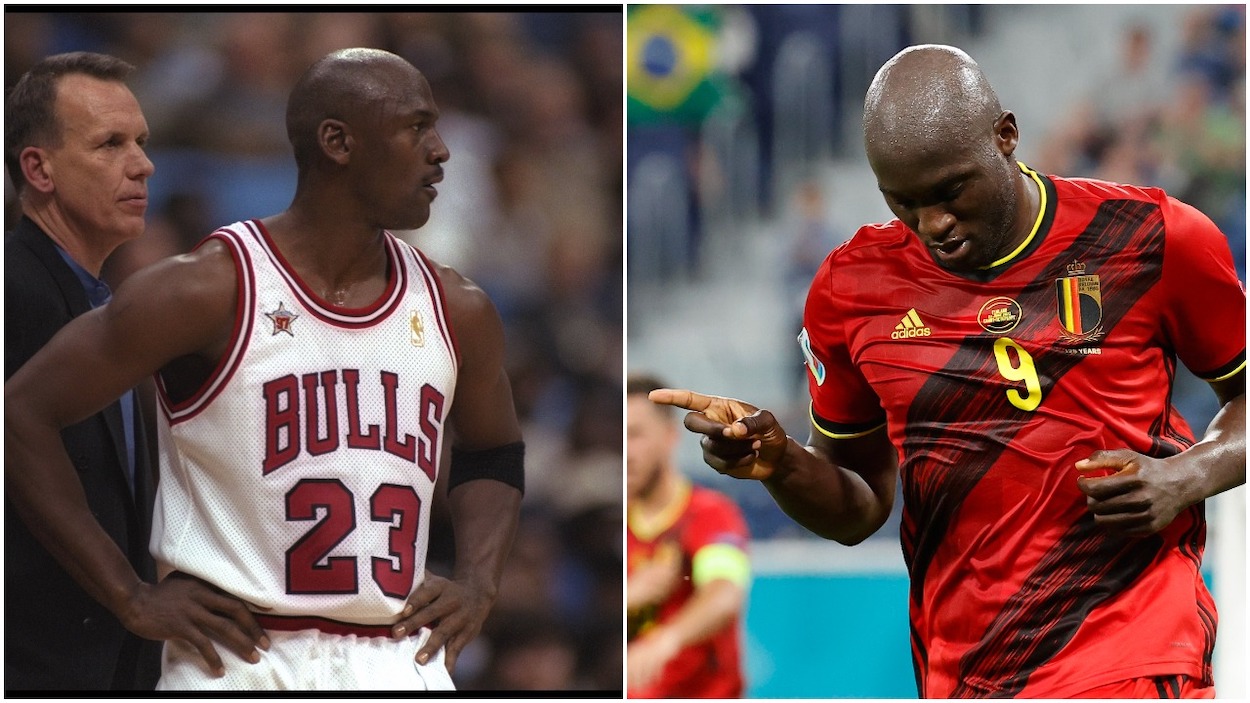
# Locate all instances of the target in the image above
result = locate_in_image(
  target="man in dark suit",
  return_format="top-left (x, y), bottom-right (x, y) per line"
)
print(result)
top-left (4, 51), bottom-right (161, 691)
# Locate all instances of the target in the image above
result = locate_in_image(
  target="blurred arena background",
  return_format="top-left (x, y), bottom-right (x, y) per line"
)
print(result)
top-left (4, 10), bottom-right (622, 691)
top-left (627, 4), bottom-right (1245, 698)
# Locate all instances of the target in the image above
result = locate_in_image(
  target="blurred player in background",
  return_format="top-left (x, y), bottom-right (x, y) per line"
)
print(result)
top-left (5, 47), bottom-right (523, 690)
top-left (4, 51), bottom-right (162, 691)
top-left (627, 373), bottom-right (750, 698)
top-left (653, 44), bottom-right (1244, 698)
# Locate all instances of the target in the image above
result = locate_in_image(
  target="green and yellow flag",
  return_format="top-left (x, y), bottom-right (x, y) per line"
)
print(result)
top-left (627, 5), bottom-right (735, 126)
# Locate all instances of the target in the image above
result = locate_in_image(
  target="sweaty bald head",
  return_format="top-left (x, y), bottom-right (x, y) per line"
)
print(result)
top-left (863, 45), bottom-right (1003, 169)
top-left (286, 48), bottom-right (425, 170)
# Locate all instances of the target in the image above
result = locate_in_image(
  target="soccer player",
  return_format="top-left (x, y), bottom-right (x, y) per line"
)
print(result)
top-left (5, 48), bottom-right (524, 690)
top-left (652, 45), bottom-right (1244, 698)
top-left (627, 373), bottom-right (750, 698)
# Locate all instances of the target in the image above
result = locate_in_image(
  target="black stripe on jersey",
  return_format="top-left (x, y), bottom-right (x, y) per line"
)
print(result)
top-left (1195, 349), bottom-right (1246, 382)
top-left (949, 514), bottom-right (1164, 698)
top-left (900, 199), bottom-right (1167, 690)
top-left (1176, 502), bottom-right (1205, 568)
top-left (903, 198), bottom-right (1166, 590)
top-left (1147, 356), bottom-right (1195, 460)
top-left (1195, 590), bottom-right (1215, 680)
top-left (1155, 677), bottom-right (1171, 698)
top-left (1197, 599), bottom-right (1216, 683)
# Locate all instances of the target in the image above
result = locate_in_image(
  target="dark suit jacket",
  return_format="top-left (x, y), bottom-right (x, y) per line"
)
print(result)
top-left (4, 216), bottom-right (161, 691)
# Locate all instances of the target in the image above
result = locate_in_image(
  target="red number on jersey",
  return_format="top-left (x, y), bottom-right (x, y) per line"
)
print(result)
top-left (285, 479), bottom-right (357, 594)
top-left (371, 484), bottom-right (422, 598)
top-left (284, 479), bottom-right (424, 598)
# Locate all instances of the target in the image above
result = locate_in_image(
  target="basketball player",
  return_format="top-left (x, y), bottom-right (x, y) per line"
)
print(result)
top-left (5, 48), bottom-right (524, 690)
top-left (652, 45), bottom-right (1244, 697)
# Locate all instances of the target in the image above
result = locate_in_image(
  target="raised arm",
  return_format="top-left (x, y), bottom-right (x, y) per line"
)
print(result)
top-left (4, 240), bottom-right (268, 676)
top-left (650, 389), bottom-right (898, 544)
top-left (394, 264), bottom-right (523, 674)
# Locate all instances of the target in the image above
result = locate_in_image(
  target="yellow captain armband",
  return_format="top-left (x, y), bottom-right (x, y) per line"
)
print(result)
top-left (691, 543), bottom-right (751, 589)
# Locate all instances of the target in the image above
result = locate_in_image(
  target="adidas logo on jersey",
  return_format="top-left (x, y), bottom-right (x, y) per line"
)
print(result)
top-left (891, 309), bottom-right (932, 339)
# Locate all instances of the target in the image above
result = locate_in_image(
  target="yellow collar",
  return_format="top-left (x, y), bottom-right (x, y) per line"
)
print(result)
top-left (628, 476), bottom-right (691, 541)
top-left (981, 161), bottom-right (1047, 270)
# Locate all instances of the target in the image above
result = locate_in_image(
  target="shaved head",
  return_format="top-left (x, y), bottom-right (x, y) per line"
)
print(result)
top-left (286, 48), bottom-right (425, 170)
top-left (863, 45), bottom-right (1002, 167)
top-left (282, 47), bottom-right (448, 231)
top-left (860, 44), bottom-right (1039, 274)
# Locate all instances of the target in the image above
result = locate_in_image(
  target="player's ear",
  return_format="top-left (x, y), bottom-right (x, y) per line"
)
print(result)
top-left (19, 146), bottom-right (55, 194)
top-left (318, 119), bottom-right (353, 166)
top-left (994, 111), bottom-right (1019, 158)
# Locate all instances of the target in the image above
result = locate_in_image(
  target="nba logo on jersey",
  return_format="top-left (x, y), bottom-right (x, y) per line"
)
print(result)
top-left (411, 310), bottom-right (425, 347)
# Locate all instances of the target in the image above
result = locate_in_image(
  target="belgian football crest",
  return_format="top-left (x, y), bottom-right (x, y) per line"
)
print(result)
top-left (1054, 260), bottom-right (1104, 344)
top-left (265, 301), bottom-right (299, 337)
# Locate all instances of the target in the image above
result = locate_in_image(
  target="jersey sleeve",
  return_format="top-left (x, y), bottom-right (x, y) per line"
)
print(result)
top-left (681, 490), bottom-right (750, 589)
top-left (800, 251), bottom-right (887, 437)
top-left (1157, 195), bottom-right (1246, 381)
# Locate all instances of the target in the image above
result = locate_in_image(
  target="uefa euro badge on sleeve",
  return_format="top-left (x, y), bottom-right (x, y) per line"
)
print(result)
top-left (798, 328), bottom-right (826, 386)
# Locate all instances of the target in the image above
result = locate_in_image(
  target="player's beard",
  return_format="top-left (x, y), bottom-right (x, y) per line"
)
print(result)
top-left (629, 459), bottom-right (667, 503)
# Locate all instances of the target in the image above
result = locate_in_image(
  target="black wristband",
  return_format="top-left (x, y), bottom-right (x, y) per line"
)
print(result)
top-left (450, 441), bottom-right (525, 494)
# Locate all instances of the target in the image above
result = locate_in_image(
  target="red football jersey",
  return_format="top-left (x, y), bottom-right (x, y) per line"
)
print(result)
top-left (800, 164), bottom-right (1245, 698)
top-left (627, 482), bottom-right (749, 698)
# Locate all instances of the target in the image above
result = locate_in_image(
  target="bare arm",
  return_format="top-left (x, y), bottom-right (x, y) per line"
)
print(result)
top-left (628, 578), bottom-right (746, 690)
top-left (650, 389), bottom-right (898, 544)
top-left (4, 240), bottom-right (267, 675)
top-left (394, 265), bottom-right (523, 674)
top-left (763, 426), bottom-right (898, 544)
top-left (1078, 369), bottom-right (1246, 534)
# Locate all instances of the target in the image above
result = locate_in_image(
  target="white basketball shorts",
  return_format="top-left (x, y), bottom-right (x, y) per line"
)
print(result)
top-left (156, 622), bottom-right (454, 690)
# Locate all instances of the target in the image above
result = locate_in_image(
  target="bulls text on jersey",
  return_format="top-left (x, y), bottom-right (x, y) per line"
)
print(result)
top-left (263, 368), bottom-right (445, 482)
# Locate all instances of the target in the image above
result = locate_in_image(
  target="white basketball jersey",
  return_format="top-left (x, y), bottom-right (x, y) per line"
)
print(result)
top-left (152, 220), bottom-right (458, 625)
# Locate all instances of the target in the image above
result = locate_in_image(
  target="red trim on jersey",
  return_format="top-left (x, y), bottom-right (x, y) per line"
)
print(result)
top-left (245, 219), bottom-right (406, 329)
top-left (253, 613), bottom-right (394, 638)
top-left (409, 244), bottom-right (461, 370)
top-left (157, 229), bottom-right (255, 424)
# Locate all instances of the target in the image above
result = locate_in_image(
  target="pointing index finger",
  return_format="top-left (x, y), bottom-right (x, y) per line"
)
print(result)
top-left (648, 388), bottom-right (715, 412)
